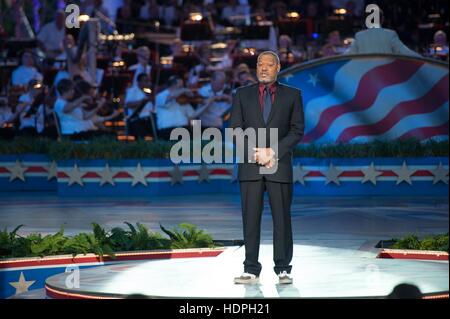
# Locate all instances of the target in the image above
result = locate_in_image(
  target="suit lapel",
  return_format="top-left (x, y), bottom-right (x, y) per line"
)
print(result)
top-left (266, 82), bottom-right (282, 126)
top-left (250, 84), bottom-right (265, 125)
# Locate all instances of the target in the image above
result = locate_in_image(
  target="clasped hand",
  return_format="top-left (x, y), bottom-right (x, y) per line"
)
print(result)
top-left (253, 148), bottom-right (276, 168)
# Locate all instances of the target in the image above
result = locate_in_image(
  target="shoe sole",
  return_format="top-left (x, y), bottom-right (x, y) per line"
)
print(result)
top-left (234, 278), bottom-right (260, 285)
top-left (278, 278), bottom-right (293, 285)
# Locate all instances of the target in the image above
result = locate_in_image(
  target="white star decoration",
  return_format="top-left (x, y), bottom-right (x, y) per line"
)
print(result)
top-left (307, 73), bottom-right (320, 87)
top-left (99, 163), bottom-right (116, 186)
top-left (283, 74), bottom-right (293, 83)
top-left (293, 164), bottom-right (309, 185)
top-left (393, 161), bottom-right (416, 185)
top-left (323, 163), bottom-right (342, 185)
top-left (67, 163), bottom-right (85, 186)
top-left (9, 272), bottom-right (35, 295)
top-left (361, 162), bottom-right (383, 185)
top-left (169, 165), bottom-right (184, 185)
top-left (7, 159), bottom-right (27, 182)
top-left (198, 164), bottom-right (210, 183)
top-left (431, 162), bottom-right (449, 185)
top-left (46, 160), bottom-right (57, 181)
top-left (130, 163), bottom-right (148, 187)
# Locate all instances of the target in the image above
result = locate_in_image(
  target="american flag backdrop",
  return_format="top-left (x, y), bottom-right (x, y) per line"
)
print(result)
top-left (278, 55), bottom-right (449, 144)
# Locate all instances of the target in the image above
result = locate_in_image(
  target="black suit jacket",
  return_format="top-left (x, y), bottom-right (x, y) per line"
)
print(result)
top-left (229, 81), bottom-right (305, 183)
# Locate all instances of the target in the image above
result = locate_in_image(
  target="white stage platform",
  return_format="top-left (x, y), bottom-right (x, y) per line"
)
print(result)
top-left (44, 244), bottom-right (449, 299)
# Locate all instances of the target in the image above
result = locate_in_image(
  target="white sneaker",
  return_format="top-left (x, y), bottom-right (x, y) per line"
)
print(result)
top-left (234, 272), bottom-right (260, 284)
top-left (278, 271), bottom-right (293, 284)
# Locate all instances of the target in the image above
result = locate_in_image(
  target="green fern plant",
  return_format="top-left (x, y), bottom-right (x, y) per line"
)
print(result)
top-left (160, 223), bottom-right (215, 249)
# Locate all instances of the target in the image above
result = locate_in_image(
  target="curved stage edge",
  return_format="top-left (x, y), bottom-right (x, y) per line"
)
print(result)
top-left (43, 245), bottom-right (449, 299)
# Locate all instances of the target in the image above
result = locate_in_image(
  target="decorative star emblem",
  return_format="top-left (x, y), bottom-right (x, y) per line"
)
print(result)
top-left (393, 161), bottom-right (416, 185)
top-left (293, 164), bottom-right (309, 185)
top-left (130, 163), bottom-right (148, 187)
top-left (307, 73), bottom-right (320, 87)
top-left (7, 159), bottom-right (27, 182)
top-left (99, 163), bottom-right (116, 186)
top-left (361, 162), bottom-right (383, 185)
top-left (431, 162), bottom-right (449, 185)
top-left (283, 74), bottom-right (293, 83)
top-left (9, 272), bottom-right (35, 295)
top-left (169, 165), bottom-right (184, 185)
top-left (46, 160), bottom-right (58, 181)
top-left (198, 164), bottom-right (210, 183)
top-left (322, 163), bottom-right (342, 185)
top-left (67, 163), bottom-right (85, 186)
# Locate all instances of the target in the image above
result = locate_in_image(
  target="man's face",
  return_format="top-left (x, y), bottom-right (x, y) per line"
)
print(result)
top-left (138, 76), bottom-right (149, 89)
top-left (256, 54), bottom-right (280, 84)
top-left (22, 53), bottom-right (34, 67)
top-left (211, 76), bottom-right (225, 92)
top-left (138, 51), bottom-right (150, 65)
top-left (55, 12), bottom-right (65, 29)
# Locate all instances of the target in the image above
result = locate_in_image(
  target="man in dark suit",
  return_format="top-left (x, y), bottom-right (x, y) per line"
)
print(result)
top-left (230, 51), bottom-right (304, 285)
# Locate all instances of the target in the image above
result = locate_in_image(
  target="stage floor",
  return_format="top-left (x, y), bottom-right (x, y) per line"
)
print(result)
top-left (44, 244), bottom-right (448, 298)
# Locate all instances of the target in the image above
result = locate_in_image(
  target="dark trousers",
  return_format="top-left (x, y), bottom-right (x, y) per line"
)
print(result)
top-left (239, 178), bottom-right (293, 276)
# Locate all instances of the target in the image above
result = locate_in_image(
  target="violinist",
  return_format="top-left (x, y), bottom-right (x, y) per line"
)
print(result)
top-left (74, 80), bottom-right (121, 130)
top-left (16, 80), bottom-right (51, 136)
top-left (155, 75), bottom-right (196, 140)
top-left (124, 73), bottom-right (155, 139)
top-left (197, 71), bottom-right (233, 130)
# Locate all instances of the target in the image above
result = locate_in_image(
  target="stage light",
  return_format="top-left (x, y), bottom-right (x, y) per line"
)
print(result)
top-left (78, 14), bottom-right (90, 23)
top-left (334, 8), bottom-right (347, 15)
top-left (160, 56), bottom-right (173, 66)
top-left (286, 11), bottom-right (300, 19)
top-left (312, 33), bottom-right (319, 39)
top-left (211, 42), bottom-right (227, 50)
top-left (143, 88), bottom-right (152, 94)
top-left (33, 83), bottom-right (42, 89)
top-left (189, 12), bottom-right (203, 22)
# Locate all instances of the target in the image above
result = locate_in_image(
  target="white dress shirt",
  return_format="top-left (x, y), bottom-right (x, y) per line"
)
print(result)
top-left (155, 89), bottom-right (195, 129)
top-left (54, 98), bottom-right (97, 135)
top-left (12, 66), bottom-right (43, 86)
top-left (124, 86), bottom-right (154, 119)
top-left (197, 84), bottom-right (231, 128)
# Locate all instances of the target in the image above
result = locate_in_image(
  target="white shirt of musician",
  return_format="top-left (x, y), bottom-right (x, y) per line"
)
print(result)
top-left (198, 84), bottom-right (231, 128)
top-left (129, 64), bottom-right (152, 87)
top-left (18, 93), bottom-right (45, 133)
top-left (155, 89), bottom-right (195, 130)
top-left (12, 66), bottom-right (43, 86)
top-left (124, 85), bottom-right (153, 119)
top-left (37, 21), bottom-right (65, 52)
top-left (54, 98), bottom-right (97, 135)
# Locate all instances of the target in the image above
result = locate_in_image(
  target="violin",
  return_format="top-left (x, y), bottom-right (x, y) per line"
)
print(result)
top-left (175, 90), bottom-right (205, 105)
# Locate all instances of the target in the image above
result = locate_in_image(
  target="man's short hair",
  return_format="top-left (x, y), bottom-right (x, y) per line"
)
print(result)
top-left (167, 75), bottom-right (181, 87)
top-left (57, 79), bottom-right (74, 95)
top-left (257, 51), bottom-right (280, 65)
top-left (211, 71), bottom-right (226, 82)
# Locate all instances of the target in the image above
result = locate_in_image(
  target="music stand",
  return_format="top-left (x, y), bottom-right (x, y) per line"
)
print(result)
top-left (241, 25), bottom-right (271, 40)
top-left (180, 22), bottom-right (213, 41)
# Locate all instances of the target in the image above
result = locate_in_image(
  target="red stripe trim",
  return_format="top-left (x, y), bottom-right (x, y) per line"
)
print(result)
top-left (0, 249), bottom-right (224, 269)
top-left (400, 122), bottom-right (449, 141)
top-left (377, 249), bottom-right (448, 261)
